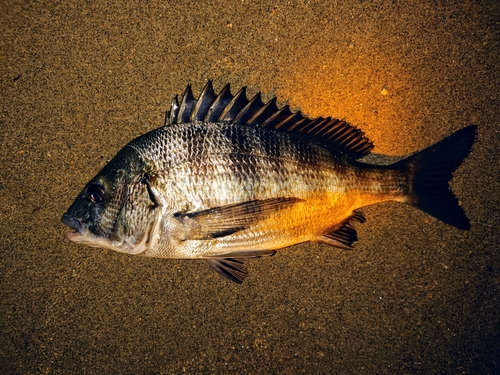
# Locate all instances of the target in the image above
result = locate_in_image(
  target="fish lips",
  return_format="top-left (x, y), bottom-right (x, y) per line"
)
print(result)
top-left (61, 214), bottom-right (88, 241)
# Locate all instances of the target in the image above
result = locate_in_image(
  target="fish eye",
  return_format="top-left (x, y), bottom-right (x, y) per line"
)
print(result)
top-left (87, 183), bottom-right (105, 204)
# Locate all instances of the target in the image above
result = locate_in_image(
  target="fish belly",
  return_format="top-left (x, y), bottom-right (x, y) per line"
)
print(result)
top-left (163, 159), bottom-right (406, 258)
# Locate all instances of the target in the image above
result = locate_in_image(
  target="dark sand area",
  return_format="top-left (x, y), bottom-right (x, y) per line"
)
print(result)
top-left (1, 0), bottom-right (499, 373)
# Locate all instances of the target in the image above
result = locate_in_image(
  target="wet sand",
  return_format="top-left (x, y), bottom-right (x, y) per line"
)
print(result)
top-left (1, 1), bottom-right (499, 373)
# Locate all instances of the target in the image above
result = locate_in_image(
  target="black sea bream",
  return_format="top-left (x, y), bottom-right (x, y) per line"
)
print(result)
top-left (61, 82), bottom-right (477, 283)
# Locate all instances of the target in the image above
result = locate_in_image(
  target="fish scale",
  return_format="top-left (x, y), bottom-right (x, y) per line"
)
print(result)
top-left (137, 123), bottom-right (339, 205)
top-left (61, 81), bottom-right (477, 283)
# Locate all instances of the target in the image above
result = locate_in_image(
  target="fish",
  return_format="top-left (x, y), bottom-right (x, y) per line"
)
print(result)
top-left (61, 81), bottom-right (477, 283)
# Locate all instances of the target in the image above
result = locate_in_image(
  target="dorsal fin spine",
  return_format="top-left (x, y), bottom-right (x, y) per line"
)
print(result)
top-left (220, 87), bottom-right (248, 122)
top-left (166, 95), bottom-right (179, 125)
top-left (273, 111), bottom-right (302, 130)
top-left (232, 93), bottom-right (264, 124)
top-left (165, 82), bottom-right (375, 158)
top-left (191, 81), bottom-right (216, 121)
top-left (248, 97), bottom-right (278, 126)
top-left (178, 85), bottom-right (196, 123)
top-left (260, 105), bottom-right (292, 129)
top-left (205, 83), bottom-right (232, 122)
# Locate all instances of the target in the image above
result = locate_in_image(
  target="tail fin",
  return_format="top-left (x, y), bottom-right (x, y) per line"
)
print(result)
top-left (395, 125), bottom-right (477, 230)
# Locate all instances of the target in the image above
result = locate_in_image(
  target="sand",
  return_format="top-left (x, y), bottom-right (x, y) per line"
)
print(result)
top-left (1, 0), bottom-right (499, 373)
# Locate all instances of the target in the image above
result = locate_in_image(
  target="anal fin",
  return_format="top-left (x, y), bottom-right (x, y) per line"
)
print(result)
top-left (319, 209), bottom-right (366, 249)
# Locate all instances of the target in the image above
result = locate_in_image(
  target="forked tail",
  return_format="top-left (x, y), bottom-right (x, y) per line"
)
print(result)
top-left (394, 125), bottom-right (477, 230)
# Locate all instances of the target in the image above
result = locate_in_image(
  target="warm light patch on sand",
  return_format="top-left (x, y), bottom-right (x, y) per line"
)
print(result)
top-left (276, 47), bottom-right (422, 157)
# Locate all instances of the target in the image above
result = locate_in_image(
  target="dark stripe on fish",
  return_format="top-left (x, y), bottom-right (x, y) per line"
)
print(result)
top-left (223, 124), bottom-right (252, 155)
top-left (258, 129), bottom-right (281, 161)
top-left (187, 124), bottom-right (209, 159)
top-left (288, 134), bottom-right (319, 168)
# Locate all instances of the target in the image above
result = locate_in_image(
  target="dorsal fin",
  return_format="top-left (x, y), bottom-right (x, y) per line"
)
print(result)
top-left (220, 86), bottom-right (249, 122)
top-left (178, 85), bottom-right (196, 123)
top-left (191, 81), bottom-right (217, 121)
top-left (164, 81), bottom-right (374, 158)
top-left (205, 84), bottom-right (233, 122)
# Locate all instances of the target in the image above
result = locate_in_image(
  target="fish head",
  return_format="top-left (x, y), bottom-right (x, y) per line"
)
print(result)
top-left (61, 146), bottom-right (159, 255)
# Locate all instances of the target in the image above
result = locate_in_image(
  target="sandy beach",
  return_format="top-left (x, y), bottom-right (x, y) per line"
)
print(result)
top-left (1, 0), bottom-right (499, 373)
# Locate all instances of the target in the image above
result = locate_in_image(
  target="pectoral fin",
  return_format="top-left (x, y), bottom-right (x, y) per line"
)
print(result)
top-left (175, 197), bottom-right (302, 240)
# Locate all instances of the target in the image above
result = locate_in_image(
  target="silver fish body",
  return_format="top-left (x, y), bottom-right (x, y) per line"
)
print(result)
top-left (62, 82), bottom-right (477, 283)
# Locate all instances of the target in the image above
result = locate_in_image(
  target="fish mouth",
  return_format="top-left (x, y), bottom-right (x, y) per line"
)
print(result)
top-left (61, 214), bottom-right (89, 242)
top-left (60, 213), bottom-right (152, 255)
